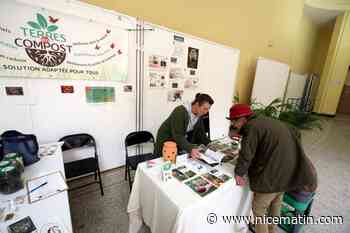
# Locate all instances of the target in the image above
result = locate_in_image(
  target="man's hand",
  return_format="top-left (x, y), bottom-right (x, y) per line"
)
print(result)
top-left (228, 130), bottom-right (236, 139)
top-left (229, 129), bottom-right (240, 140)
top-left (234, 175), bottom-right (246, 186)
top-left (190, 148), bottom-right (201, 159)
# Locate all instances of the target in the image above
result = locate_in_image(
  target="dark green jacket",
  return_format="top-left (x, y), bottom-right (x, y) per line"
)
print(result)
top-left (154, 105), bottom-right (210, 156)
top-left (235, 115), bottom-right (317, 193)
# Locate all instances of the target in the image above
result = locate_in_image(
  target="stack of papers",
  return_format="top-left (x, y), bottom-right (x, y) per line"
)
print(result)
top-left (26, 171), bottom-right (68, 203)
top-left (171, 161), bottom-right (232, 197)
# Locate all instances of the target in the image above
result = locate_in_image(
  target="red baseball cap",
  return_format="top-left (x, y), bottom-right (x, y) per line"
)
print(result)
top-left (226, 104), bottom-right (254, 120)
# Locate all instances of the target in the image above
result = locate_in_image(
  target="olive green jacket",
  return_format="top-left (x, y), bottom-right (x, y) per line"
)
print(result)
top-left (235, 115), bottom-right (317, 193)
top-left (154, 105), bottom-right (210, 156)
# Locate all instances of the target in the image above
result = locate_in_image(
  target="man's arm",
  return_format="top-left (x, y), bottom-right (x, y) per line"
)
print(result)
top-left (234, 127), bottom-right (259, 177)
top-left (170, 107), bottom-right (196, 152)
top-left (195, 119), bottom-right (211, 146)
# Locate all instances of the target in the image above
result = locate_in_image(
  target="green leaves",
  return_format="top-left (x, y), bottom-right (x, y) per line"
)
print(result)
top-left (250, 98), bottom-right (322, 131)
top-left (279, 110), bottom-right (322, 130)
top-left (27, 13), bottom-right (58, 32)
top-left (47, 25), bottom-right (58, 32)
top-left (27, 21), bottom-right (41, 30)
top-left (233, 94), bottom-right (240, 104)
top-left (37, 13), bottom-right (47, 29)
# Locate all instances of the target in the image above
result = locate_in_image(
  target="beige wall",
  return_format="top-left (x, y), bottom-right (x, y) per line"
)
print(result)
top-left (313, 20), bottom-right (335, 76)
top-left (292, 14), bottom-right (321, 75)
top-left (83, 0), bottom-right (306, 103)
top-left (314, 12), bottom-right (350, 114)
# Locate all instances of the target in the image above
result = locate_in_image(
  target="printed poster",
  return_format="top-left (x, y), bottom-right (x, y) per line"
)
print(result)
top-left (149, 55), bottom-right (168, 69)
top-left (168, 90), bottom-right (184, 102)
top-left (187, 47), bottom-right (199, 69)
top-left (149, 71), bottom-right (167, 88)
top-left (85, 86), bottom-right (115, 103)
top-left (5, 86), bottom-right (24, 95)
top-left (148, 54), bottom-right (169, 89)
top-left (0, 0), bottom-right (128, 81)
top-left (184, 78), bottom-right (199, 89)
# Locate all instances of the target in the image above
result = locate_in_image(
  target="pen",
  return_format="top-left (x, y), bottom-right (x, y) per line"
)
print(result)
top-left (29, 181), bottom-right (48, 193)
top-left (37, 189), bottom-right (64, 200)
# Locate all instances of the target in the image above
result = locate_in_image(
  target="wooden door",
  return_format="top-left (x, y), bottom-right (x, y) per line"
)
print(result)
top-left (337, 85), bottom-right (350, 114)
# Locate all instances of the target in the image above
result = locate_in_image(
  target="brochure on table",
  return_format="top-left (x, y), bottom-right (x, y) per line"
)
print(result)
top-left (150, 136), bottom-right (242, 197)
top-left (171, 159), bottom-right (233, 197)
top-left (197, 136), bottom-right (240, 166)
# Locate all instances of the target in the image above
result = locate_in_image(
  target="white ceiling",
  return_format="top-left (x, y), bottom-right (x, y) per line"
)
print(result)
top-left (304, 4), bottom-right (343, 25)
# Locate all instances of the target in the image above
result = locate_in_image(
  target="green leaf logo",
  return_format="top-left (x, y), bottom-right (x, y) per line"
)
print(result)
top-left (37, 13), bottom-right (47, 29)
top-left (27, 13), bottom-right (59, 32)
top-left (27, 21), bottom-right (41, 30)
top-left (47, 25), bottom-right (58, 32)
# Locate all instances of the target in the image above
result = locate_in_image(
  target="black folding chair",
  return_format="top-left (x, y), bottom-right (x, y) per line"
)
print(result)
top-left (59, 133), bottom-right (104, 196)
top-left (125, 131), bottom-right (157, 190)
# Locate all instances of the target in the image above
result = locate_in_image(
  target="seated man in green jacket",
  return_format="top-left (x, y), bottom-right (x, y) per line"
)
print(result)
top-left (154, 93), bottom-right (214, 158)
top-left (227, 104), bottom-right (317, 233)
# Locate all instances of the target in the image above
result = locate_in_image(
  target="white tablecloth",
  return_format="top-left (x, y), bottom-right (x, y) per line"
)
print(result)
top-left (0, 142), bottom-right (73, 233)
top-left (127, 155), bottom-right (252, 233)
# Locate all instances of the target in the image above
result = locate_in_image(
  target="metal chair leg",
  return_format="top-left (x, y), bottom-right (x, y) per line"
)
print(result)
top-left (128, 166), bottom-right (132, 191)
top-left (97, 169), bottom-right (104, 196)
top-left (125, 164), bottom-right (128, 181)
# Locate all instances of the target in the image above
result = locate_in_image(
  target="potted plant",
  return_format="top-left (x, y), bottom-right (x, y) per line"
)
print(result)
top-left (234, 96), bottom-right (322, 131)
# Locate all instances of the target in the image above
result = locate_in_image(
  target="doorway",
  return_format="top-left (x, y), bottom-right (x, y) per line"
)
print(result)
top-left (337, 67), bottom-right (350, 114)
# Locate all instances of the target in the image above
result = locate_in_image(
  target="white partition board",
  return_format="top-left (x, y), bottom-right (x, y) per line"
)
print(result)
top-left (285, 72), bottom-right (308, 100)
top-left (0, 0), bottom-right (137, 170)
top-left (142, 24), bottom-right (240, 140)
top-left (251, 57), bottom-right (290, 106)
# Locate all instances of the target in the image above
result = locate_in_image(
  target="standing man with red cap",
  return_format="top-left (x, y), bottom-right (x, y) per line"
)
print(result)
top-left (227, 104), bottom-right (317, 233)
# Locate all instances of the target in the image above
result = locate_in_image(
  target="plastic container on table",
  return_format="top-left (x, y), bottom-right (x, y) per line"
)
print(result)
top-left (0, 165), bottom-right (24, 194)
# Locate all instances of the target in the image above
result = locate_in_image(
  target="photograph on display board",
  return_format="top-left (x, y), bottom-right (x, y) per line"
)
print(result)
top-left (149, 72), bottom-right (167, 88)
top-left (61, 85), bottom-right (74, 94)
top-left (149, 55), bottom-right (168, 69)
top-left (170, 57), bottom-right (178, 64)
top-left (123, 85), bottom-right (133, 92)
top-left (184, 78), bottom-right (199, 89)
top-left (168, 90), bottom-right (184, 102)
top-left (187, 47), bottom-right (199, 69)
top-left (172, 41), bottom-right (185, 58)
top-left (85, 86), bottom-right (115, 103)
top-left (188, 67), bottom-right (199, 77)
top-left (169, 79), bottom-right (184, 89)
top-left (5, 86), bottom-right (24, 96)
top-left (170, 81), bottom-right (181, 89)
top-left (169, 67), bottom-right (184, 80)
